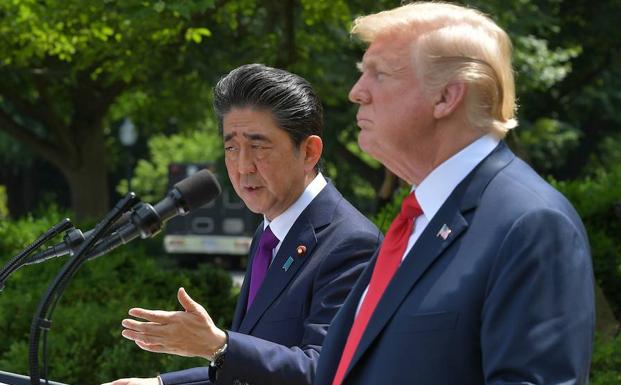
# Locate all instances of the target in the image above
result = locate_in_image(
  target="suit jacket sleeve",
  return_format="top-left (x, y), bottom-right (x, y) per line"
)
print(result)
top-left (482, 208), bottom-right (594, 384)
top-left (214, 232), bottom-right (379, 385)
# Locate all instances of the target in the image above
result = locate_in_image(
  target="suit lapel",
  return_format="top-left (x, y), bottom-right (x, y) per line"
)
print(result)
top-left (346, 198), bottom-right (468, 373)
top-left (231, 224), bottom-right (263, 331)
top-left (238, 219), bottom-right (317, 333)
top-left (343, 142), bottom-right (515, 378)
top-left (238, 183), bottom-right (340, 334)
top-left (317, 250), bottom-right (378, 381)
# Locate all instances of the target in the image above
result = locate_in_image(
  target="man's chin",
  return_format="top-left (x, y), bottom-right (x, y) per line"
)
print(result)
top-left (357, 135), bottom-right (377, 158)
top-left (245, 205), bottom-right (263, 215)
top-left (239, 196), bottom-right (263, 215)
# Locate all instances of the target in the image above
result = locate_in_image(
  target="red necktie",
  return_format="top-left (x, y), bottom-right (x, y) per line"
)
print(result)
top-left (331, 193), bottom-right (423, 385)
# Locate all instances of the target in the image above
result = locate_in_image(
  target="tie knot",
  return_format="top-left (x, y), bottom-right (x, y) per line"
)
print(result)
top-left (400, 193), bottom-right (423, 219)
top-left (260, 226), bottom-right (279, 250)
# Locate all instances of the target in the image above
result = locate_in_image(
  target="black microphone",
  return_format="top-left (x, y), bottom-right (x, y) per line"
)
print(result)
top-left (85, 169), bottom-right (221, 259)
top-left (27, 169), bottom-right (221, 263)
top-left (24, 211), bottom-right (136, 265)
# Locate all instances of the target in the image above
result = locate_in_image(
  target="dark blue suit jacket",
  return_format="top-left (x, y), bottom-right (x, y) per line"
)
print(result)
top-left (314, 143), bottom-right (595, 385)
top-left (161, 182), bottom-right (381, 385)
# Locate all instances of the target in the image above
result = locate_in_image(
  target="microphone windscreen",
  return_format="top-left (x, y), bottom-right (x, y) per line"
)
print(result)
top-left (174, 169), bottom-right (222, 211)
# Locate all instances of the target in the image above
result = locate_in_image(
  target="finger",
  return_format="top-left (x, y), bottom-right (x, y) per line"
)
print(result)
top-left (101, 378), bottom-right (158, 385)
top-left (122, 329), bottom-right (167, 345)
top-left (101, 380), bottom-right (129, 385)
top-left (121, 318), bottom-right (161, 332)
top-left (177, 287), bottom-right (204, 313)
top-left (135, 340), bottom-right (168, 354)
top-left (135, 340), bottom-right (193, 358)
top-left (128, 307), bottom-right (173, 323)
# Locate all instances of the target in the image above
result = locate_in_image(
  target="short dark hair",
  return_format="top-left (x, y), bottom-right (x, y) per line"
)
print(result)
top-left (213, 64), bottom-right (324, 147)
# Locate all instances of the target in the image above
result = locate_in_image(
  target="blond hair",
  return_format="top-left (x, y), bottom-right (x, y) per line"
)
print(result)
top-left (351, 1), bottom-right (517, 137)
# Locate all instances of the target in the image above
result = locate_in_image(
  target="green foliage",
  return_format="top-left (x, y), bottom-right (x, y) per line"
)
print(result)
top-left (0, 204), bottom-right (69, 253)
top-left (371, 187), bottom-right (410, 233)
top-left (584, 133), bottom-right (621, 175)
top-left (553, 165), bottom-right (621, 319)
top-left (591, 334), bottom-right (621, 385)
top-left (0, 205), bottom-right (236, 384)
top-left (514, 117), bottom-right (581, 173)
top-left (0, 0), bottom-right (214, 77)
top-left (0, 0), bottom-right (226, 218)
top-left (0, 131), bottom-right (36, 169)
top-left (116, 127), bottom-right (223, 202)
top-left (0, 185), bottom-right (7, 218)
top-left (4, 0), bottom-right (617, 219)
top-left (513, 35), bottom-right (581, 93)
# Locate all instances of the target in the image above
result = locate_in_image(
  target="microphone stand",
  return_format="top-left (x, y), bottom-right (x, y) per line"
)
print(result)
top-left (0, 218), bottom-right (74, 292)
top-left (28, 193), bottom-right (139, 385)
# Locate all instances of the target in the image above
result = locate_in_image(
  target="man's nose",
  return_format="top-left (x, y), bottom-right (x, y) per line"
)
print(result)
top-left (349, 77), bottom-right (370, 104)
top-left (237, 148), bottom-right (256, 174)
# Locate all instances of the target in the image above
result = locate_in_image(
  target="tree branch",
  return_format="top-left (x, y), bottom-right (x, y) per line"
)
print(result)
top-left (1, 85), bottom-right (59, 134)
top-left (0, 109), bottom-right (66, 169)
top-left (557, 50), bottom-right (617, 106)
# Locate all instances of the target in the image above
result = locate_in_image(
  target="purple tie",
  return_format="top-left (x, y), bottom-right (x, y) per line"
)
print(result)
top-left (247, 226), bottom-right (279, 310)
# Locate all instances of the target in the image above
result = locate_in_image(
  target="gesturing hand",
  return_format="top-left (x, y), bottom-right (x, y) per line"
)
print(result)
top-left (120, 287), bottom-right (227, 359)
top-left (100, 377), bottom-right (159, 385)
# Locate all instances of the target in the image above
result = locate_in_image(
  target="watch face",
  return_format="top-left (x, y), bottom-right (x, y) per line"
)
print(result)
top-left (214, 353), bottom-right (226, 369)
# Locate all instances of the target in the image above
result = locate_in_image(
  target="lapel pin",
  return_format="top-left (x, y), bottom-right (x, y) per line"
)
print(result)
top-left (437, 224), bottom-right (452, 240)
top-left (282, 256), bottom-right (295, 271)
top-left (296, 245), bottom-right (307, 256)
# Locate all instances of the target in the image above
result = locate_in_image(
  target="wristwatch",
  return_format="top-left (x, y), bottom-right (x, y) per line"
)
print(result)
top-left (210, 336), bottom-right (228, 371)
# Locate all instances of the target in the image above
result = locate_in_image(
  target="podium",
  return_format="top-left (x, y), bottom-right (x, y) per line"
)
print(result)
top-left (0, 371), bottom-right (67, 385)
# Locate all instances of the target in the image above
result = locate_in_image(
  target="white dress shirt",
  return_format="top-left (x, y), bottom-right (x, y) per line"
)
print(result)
top-left (263, 172), bottom-right (327, 261)
top-left (356, 134), bottom-right (499, 314)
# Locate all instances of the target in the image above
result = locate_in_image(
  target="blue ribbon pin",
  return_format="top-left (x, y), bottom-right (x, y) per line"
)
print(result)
top-left (282, 256), bottom-right (294, 271)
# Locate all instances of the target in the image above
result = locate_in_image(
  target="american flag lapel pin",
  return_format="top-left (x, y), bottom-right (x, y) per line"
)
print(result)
top-left (437, 224), bottom-right (452, 240)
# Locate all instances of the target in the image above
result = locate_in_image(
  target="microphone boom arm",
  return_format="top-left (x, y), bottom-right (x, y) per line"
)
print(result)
top-left (28, 193), bottom-right (139, 385)
top-left (0, 218), bottom-right (74, 291)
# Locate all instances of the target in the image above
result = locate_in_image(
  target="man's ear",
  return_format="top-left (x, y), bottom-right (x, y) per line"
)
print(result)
top-left (302, 135), bottom-right (323, 172)
top-left (433, 82), bottom-right (467, 119)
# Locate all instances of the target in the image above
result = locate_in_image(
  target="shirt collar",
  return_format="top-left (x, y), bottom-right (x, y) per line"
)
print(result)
top-left (414, 134), bottom-right (499, 222)
top-left (263, 172), bottom-right (327, 242)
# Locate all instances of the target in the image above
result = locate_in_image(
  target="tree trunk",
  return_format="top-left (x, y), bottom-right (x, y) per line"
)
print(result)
top-left (59, 125), bottom-right (110, 221)
top-left (63, 166), bottom-right (109, 222)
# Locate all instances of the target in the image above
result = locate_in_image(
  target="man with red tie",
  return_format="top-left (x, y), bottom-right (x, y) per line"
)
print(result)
top-left (102, 64), bottom-right (381, 385)
top-left (314, 2), bottom-right (595, 385)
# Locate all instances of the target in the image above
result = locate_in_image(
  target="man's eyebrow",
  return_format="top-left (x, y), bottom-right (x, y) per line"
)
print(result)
top-left (357, 57), bottom-right (384, 72)
top-left (243, 132), bottom-right (271, 142)
top-left (223, 132), bottom-right (236, 142)
top-left (359, 56), bottom-right (406, 74)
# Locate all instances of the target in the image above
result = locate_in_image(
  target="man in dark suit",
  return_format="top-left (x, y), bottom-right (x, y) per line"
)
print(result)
top-left (102, 64), bottom-right (381, 385)
top-left (314, 3), bottom-right (595, 385)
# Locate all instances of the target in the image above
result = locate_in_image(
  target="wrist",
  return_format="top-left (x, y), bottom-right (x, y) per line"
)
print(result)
top-left (206, 329), bottom-right (228, 361)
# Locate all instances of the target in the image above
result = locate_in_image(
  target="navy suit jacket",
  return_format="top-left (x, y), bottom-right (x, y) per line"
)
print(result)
top-left (161, 182), bottom-right (382, 385)
top-left (314, 143), bottom-right (595, 385)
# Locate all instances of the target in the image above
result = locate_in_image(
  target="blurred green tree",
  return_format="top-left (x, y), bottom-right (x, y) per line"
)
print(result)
top-left (4, 0), bottom-right (616, 219)
top-left (0, 0), bottom-right (222, 219)
top-left (0, 185), bottom-right (8, 218)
